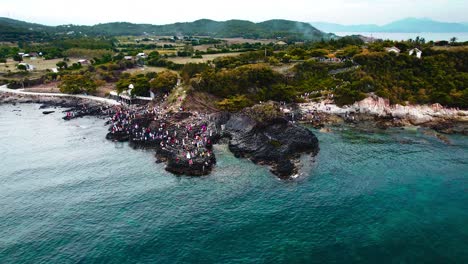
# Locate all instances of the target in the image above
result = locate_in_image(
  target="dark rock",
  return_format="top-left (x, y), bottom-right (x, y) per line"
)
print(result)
top-left (42, 110), bottom-right (55, 115)
top-left (221, 114), bottom-right (319, 178)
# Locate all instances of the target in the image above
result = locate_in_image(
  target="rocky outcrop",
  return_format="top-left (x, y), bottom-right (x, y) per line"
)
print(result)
top-left (219, 113), bottom-right (319, 178)
top-left (299, 95), bottom-right (468, 134)
top-left (1, 90), bottom-right (321, 178)
top-left (105, 109), bottom-right (219, 176)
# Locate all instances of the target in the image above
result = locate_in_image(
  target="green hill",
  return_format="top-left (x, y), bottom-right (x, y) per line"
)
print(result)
top-left (0, 17), bottom-right (333, 41)
top-left (0, 17), bottom-right (56, 41)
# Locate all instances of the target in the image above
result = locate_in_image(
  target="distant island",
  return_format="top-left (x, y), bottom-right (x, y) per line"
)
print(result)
top-left (311, 18), bottom-right (468, 33)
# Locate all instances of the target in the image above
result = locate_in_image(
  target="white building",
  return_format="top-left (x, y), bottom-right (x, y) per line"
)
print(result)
top-left (78, 59), bottom-right (89, 65)
top-left (385, 46), bottom-right (401, 54)
top-left (136, 53), bottom-right (147, 59)
top-left (409, 48), bottom-right (422, 59)
top-left (127, 84), bottom-right (134, 95)
top-left (17, 63), bottom-right (35, 71)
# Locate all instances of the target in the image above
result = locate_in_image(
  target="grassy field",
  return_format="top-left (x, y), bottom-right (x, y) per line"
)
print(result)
top-left (193, 44), bottom-right (216, 52)
top-left (431, 45), bottom-right (468, 51)
top-left (220, 38), bottom-right (276, 45)
top-left (0, 58), bottom-right (82, 73)
top-left (167, 52), bottom-right (243, 64)
top-left (123, 66), bottom-right (176, 74)
top-left (144, 49), bottom-right (178, 56)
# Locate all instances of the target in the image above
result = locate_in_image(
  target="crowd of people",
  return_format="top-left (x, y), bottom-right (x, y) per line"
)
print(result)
top-left (107, 104), bottom-right (218, 171)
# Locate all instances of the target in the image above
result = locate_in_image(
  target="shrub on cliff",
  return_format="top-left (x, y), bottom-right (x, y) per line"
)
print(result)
top-left (150, 70), bottom-right (178, 94)
top-left (243, 102), bottom-right (284, 123)
top-left (116, 73), bottom-right (152, 97)
top-left (217, 95), bottom-right (253, 112)
top-left (59, 74), bottom-right (97, 94)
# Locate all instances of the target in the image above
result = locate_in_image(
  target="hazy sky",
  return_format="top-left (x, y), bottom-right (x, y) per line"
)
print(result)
top-left (0, 0), bottom-right (466, 25)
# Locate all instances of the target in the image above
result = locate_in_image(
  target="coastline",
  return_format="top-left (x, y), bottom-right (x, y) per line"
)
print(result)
top-left (0, 85), bottom-right (120, 106)
top-left (1, 86), bottom-right (466, 178)
top-left (297, 95), bottom-right (468, 134)
top-left (2, 84), bottom-right (466, 134)
top-left (0, 87), bottom-right (319, 178)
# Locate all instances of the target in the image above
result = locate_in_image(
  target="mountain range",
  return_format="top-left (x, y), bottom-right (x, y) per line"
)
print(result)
top-left (311, 18), bottom-right (468, 33)
top-left (0, 17), bottom-right (334, 42)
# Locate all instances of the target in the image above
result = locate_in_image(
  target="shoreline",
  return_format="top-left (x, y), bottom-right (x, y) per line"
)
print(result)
top-left (297, 96), bottom-right (468, 134)
top-left (1, 86), bottom-right (466, 136)
top-left (0, 85), bottom-right (120, 106)
top-left (0, 89), bottom-right (320, 178)
top-left (0, 86), bottom-right (466, 178)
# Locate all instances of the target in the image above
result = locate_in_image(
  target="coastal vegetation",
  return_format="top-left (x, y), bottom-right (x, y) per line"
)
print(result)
top-left (1, 17), bottom-right (467, 109)
top-left (59, 74), bottom-right (98, 94)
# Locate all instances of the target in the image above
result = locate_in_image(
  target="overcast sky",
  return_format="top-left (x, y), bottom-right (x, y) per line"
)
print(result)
top-left (0, 0), bottom-right (466, 25)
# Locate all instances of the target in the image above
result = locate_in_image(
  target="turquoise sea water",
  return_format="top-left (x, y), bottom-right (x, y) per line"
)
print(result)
top-left (0, 104), bottom-right (467, 263)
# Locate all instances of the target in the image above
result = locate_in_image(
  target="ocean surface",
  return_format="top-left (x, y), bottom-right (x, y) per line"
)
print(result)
top-left (335, 32), bottom-right (468, 42)
top-left (0, 104), bottom-right (467, 263)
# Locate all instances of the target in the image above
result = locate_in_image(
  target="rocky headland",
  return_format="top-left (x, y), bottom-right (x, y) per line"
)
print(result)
top-left (102, 102), bottom-right (320, 178)
top-left (0, 89), bottom-right (319, 179)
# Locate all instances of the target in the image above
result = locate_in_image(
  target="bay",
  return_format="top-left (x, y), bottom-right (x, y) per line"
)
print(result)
top-left (0, 104), bottom-right (467, 263)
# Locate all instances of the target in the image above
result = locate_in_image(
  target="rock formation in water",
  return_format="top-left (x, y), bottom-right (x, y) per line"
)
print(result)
top-left (218, 112), bottom-right (319, 178)
top-left (102, 103), bottom-right (319, 178)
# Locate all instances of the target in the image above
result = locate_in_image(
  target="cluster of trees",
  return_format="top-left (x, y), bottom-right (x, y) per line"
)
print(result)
top-left (0, 37), bottom-right (115, 61)
top-left (115, 71), bottom-right (178, 97)
top-left (191, 64), bottom-right (299, 110)
top-left (180, 63), bottom-right (209, 82)
top-left (0, 46), bottom-right (19, 63)
top-left (344, 50), bottom-right (468, 107)
top-left (146, 52), bottom-right (183, 70)
top-left (58, 74), bottom-right (98, 94)
top-left (188, 39), bottom-right (467, 109)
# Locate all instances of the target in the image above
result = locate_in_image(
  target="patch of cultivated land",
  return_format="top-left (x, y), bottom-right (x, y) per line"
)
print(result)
top-left (123, 66), bottom-right (176, 74)
top-left (193, 44), bottom-right (215, 51)
top-left (220, 38), bottom-right (276, 44)
top-left (0, 58), bottom-right (83, 72)
top-left (167, 52), bottom-right (244, 64)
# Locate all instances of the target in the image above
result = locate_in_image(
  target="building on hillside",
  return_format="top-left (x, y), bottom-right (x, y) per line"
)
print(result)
top-left (276, 41), bottom-right (288, 46)
top-left (124, 56), bottom-right (134, 60)
top-left (127, 84), bottom-right (134, 95)
top-left (409, 48), bottom-right (422, 59)
top-left (136, 53), bottom-right (147, 59)
top-left (78, 59), bottom-right (89, 65)
top-left (385, 46), bottom-right (401, 54)
top-left (17, 63), bottom-right (35, 71)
